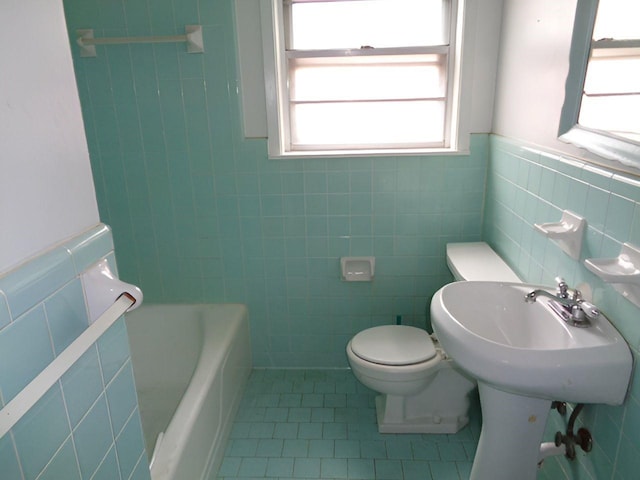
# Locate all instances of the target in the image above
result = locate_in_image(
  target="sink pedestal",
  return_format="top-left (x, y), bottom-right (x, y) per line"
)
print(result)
top-left (471, 383), bottom-right (551, 480)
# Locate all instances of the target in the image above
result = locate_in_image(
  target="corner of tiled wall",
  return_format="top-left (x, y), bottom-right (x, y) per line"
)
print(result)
top-left (485, 134), bottom-right (640, 480)
top-left (0, 224), bottom-right (149, 480)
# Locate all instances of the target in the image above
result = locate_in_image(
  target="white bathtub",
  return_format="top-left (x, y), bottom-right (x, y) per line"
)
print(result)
top-left (125, 304), bottom-right (251, 480)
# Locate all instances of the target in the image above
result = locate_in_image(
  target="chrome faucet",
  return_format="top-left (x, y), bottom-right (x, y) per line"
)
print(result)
top-left (524, 277), bottom-right (600, 327)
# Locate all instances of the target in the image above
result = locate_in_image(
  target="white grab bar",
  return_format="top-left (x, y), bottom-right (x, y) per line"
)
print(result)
top-left (0, 293), bottom-right (136, 438)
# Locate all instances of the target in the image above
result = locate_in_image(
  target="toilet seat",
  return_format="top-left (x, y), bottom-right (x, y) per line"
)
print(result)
top-left (351, 325), bottom-right (436, 366)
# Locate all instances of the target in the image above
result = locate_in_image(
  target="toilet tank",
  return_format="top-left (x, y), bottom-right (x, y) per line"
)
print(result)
top-left (446, 242), bottom-right (520, 282)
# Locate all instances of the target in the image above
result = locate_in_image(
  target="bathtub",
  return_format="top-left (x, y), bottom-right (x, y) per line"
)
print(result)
top-left (125, 304), bottom-right (251, 480)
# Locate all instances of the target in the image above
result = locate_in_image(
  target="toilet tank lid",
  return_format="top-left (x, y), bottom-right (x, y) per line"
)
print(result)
top-left (351, 325), bottom-right (436, 366)
top-left (446, 242), bottom-right (521, 282)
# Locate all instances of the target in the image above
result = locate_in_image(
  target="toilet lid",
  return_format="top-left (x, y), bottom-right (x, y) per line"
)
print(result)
top-left (351, 325), bottom-right (437, 366)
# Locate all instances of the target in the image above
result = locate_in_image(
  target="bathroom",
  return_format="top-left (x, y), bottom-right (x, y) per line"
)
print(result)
top-left (1, 0), bottom-right (639, 479)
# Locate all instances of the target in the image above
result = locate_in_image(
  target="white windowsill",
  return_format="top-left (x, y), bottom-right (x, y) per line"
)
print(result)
top-left (268, 146), bottom-right (471, 160)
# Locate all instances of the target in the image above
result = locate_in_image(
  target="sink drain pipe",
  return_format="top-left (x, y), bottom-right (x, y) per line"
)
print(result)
top-left (538, 403), bottom-right (593, 467)
top-left (538, 442), bottom-right (565, 465)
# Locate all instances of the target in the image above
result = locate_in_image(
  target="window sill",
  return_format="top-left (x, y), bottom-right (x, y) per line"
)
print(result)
top-left (559, 126), bottom-right (640, 172)
top-left (268, 146), bottom-right (471, 160)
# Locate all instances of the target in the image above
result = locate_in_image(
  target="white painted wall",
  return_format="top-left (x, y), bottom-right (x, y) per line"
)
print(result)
top-left (493, 0), bottom-right (577, 145)
top-left (0, 0), bottom-right (99, 273)
top-left (491, 0), bottom-right (628, 169)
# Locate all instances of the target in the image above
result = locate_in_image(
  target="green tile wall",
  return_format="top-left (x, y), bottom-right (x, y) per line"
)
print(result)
top-left (63, 0), bottom-right (488, 368)
top-left (484, 135), bottom-right (640, 480)
top-left (0, 225), bottom-right (149, 480)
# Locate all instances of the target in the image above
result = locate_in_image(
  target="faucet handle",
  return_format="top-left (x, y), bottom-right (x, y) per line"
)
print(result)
top-left (578, 300), bottom-right (600, 320)
top-left (555, 277), bottom-right (569, 298)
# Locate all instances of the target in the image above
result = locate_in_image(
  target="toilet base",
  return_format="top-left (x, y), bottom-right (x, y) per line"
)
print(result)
top-left (376, 395), bottom-right (469, 434)
top-left (374, 365), bottom-right (476, 434)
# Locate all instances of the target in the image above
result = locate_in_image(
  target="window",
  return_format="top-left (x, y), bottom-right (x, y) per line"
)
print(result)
top-left (559, 0), bottom-right (640, 170)
top-left (261, 0), bottom-right (462, 157)
top-left (579, 0), bottom-right (640, 143)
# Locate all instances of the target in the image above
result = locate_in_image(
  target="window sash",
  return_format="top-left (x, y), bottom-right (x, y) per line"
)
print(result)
top-left (288, 49), bottom-right (448, 102)
top-left (285, 0), bottom-right (450, 50)
top-left (290, 100), bottom-right (447, 150)
top-left (280, 0), bottom-right (453, 152)
top-left (578, 37), bottom-right (640, 143)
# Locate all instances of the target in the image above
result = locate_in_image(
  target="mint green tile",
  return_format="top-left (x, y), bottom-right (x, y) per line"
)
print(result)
top-left (351, 216), bottom-right (372, 236)
top-left (328, 173), bottom-right (350, 193)
top-left (123, 0), bottom-right (151, 33)
top-left (238, 457), bottom-right (268, 477)
top-left (0, 306), bottom-right (54, 403)
top-left (283, 439), bottom-right (309, 457)
top-left (227, 438), bottom-right (259, 456)
top-left (348, 458), bottom-right (375, 479)
top-left (267, 457), bottom-right (294, 477)
top-left (65, 224), bottom-right (113, 273)
top-left (438, 442), bottom-right (468, 461)
top-left (115, 410), bottom-right (146, 479)
top-left (106, 362), bottom-right (138, 436)
top-left (350, 193), bottom-right (372, 214)
top-left (45, 279), bottom-right (87, 355)
top-left (255, 438), bottom-right (284, 457)
top-left (328, 216), bottom-right (349, 236)
top-left (282, 172), bottom-right (304, 194)
top-left (97, 318), bottom-right (130, 383)
top-left (350, 237), bottom-right (374, 255)
top-left (259, 173), bottom-right (283, 194)
top-left (38, 437), bottom-right (81, 480)
top-left (74, 395), bottom-right (113, 478)
top-left (129, 456), bottom-right (152, 480)
top-left (61, 346), bottom-right (103, 427)
top-left (581, 164), bottom-right (613, 191)
top-left (14, 385), bottom-right (70, 479)
top-left (375, 459), bottom-right (403, 479)
top-left (429, 461), bottom-right (461, 480)
top-left (456, 461), bottom-right (473, 479)
top-left (305, 172), bottom-right (328, 193)
top-left (218, 456), bottom-right (241, 476)
top-left (403, 460), bottom-right (433, 480)
top-left (294, 457), bottom-right (321, 478)
top-left (610, 174), bottom-right (640, 201)
top-left (350, 172), bottom-right (372, 193)
top-left (0, 248), bottom-right (75, 319)
top-left (284, 195), bottom-right (306, 215)
top-left (328, 194), bottom-right (350, 215)
top-left (585, 185), bottom-right (610, 231)
top-left (0, 435), bottom-right (23, 480)
top-left (614, 437), bottom-right (640, 480)
top-left (551, 172), bottom-right (571, 207)
top-left (298, 422), bottom-right (323, 439)
top-left (320, 458), bottom-right (348, 478)
top-left (605, 194), bottom-right (635, 240)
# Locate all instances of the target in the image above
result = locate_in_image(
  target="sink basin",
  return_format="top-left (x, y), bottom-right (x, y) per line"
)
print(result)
top-left (432, 281), bottom-right (632, 404)
top-left (431, 280), bottom-right (633, 480)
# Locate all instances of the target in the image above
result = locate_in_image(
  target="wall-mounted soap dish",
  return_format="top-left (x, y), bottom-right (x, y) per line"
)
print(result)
top-left (534, 210), bottom-right (586, 260)
top-left (341, 257), bottom-right (375, 282)
top-left (584, 243), bottom-right (640, 308)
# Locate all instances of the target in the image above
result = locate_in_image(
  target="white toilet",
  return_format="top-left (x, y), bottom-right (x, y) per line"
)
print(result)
top-left (346, 242), bottom-right (521, 433)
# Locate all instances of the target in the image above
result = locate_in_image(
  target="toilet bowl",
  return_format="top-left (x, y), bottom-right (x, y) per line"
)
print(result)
top-left (346, 242), bottom-right (521, 434)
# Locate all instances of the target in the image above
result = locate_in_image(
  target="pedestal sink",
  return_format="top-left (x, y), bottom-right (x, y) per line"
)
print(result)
top-left (431, 281), bottom-right (633, 480)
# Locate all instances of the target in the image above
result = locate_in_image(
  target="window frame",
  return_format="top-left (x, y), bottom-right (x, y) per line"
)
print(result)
top-left (260, 0), bottom-right (465, 158)
top-left (558, 0), bottom-right (640, 171)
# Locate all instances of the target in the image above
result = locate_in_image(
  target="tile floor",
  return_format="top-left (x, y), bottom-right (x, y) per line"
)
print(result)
top-left (217, 369), bottom-right (481, 480)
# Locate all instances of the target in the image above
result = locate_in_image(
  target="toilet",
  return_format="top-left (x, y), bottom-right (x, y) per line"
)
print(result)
top-left (346, 242), bottom-right (521, 433)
